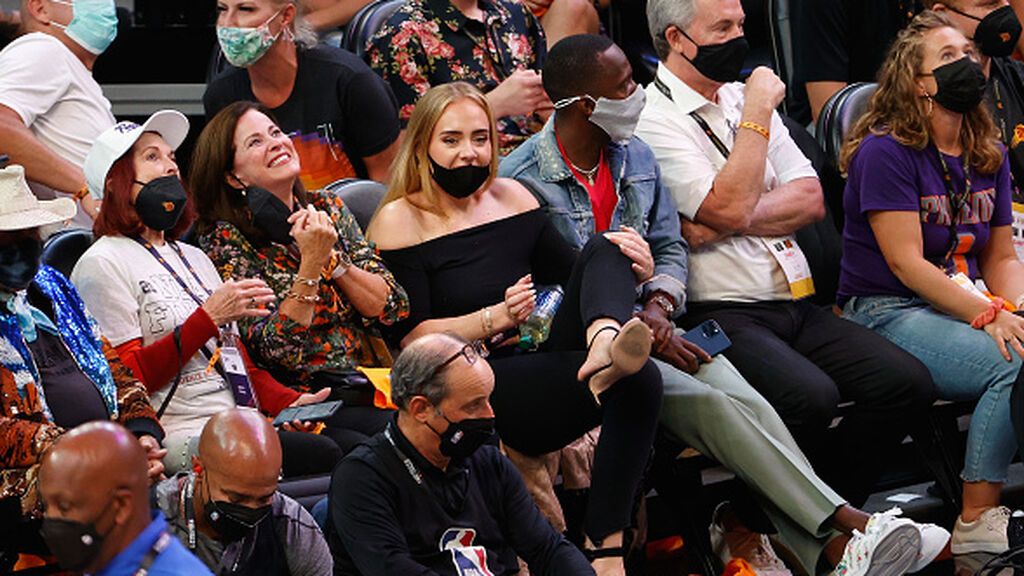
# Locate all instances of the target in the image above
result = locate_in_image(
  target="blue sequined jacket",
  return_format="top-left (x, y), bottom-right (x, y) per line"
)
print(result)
top-left (0, 265), bottom-right (162, 516)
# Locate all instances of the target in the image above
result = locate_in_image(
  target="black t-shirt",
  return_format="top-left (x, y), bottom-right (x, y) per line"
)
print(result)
top-left (791, 0), bottom-right (922, 123)
top-left (989, 57), bottom-right (1024, 202)
top-left (27, 329), bottom-right (109, 428)
top-left (203, 44), bottom-right (401, 188)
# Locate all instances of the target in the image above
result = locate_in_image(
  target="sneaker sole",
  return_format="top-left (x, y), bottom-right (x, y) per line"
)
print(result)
top-left (950, 539), bottom-right (1008, 555)
top-left (864, 524), bottom-right (922, 576)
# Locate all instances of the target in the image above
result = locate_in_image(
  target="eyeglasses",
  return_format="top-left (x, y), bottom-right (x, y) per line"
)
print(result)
top-left (432, 340), bottom-right (489, 379)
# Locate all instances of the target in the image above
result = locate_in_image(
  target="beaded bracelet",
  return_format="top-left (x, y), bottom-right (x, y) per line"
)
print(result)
top-left (293, 276), bottom-right (319, 287)
top-left (286, 291), bottom-right (321, 304)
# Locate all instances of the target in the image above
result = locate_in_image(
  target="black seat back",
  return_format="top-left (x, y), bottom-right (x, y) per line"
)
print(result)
top-left (342, 0), bottom-right (405, 61)
top-left (41, 228), bottom-right (95, 279)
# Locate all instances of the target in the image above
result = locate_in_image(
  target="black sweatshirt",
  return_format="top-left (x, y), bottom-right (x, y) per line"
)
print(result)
top-left (327, 422), bottom-right (594, 576)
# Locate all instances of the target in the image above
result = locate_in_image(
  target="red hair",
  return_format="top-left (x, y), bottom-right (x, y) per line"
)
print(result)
top-left (93, 153), bottom-right (197, 241)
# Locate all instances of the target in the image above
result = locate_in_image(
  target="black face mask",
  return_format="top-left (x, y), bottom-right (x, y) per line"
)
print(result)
top-left (429, 156), bottom-right (490, 199)
top-left (952, 4), bottom-right (1022, 58)
top-left (0, 236), bottom-right (42, 292)
top-left (201, 476), bottom-right (272, 543)
top-left (928, 56), bottom-right (987, 114)
top-left (39, 516), bottom-right (106, 572)
top-left (242, 182), bottom-right (295, 246)
top-left (431, 414), bottom-right (496, 459)
top-left (133, 175), bottom-right (188, 232)
top-left (680, 30), bottom-right (749, 83)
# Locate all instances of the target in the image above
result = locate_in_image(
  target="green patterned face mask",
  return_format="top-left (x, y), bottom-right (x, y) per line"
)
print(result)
top-left (216, 9), bottom-right (284, 68)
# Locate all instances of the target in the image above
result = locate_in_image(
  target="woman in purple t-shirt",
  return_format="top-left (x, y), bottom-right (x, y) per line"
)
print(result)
top-left (840, 11), bottom-right (1024, 556)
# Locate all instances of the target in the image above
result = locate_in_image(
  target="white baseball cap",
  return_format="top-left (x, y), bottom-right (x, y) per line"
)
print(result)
top-left (0, 164), bottom-right (76, 231)
top-left (84, 109), bottom-right (190, 200)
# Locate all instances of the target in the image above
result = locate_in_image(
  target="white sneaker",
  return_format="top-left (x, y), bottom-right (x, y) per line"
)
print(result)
top-left (909, 522), bottom-right (950, 572)
top-left (951, 506), bottom-right (1011, 555)
top-left (833, 507), bottom-right (921, 576)
top-left (709, 502), bottom-right (792, 576)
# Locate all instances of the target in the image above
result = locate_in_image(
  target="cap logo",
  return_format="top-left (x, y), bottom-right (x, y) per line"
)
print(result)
top-left (113, 122), bottom-right (140, 134)
top-left (162, 201), bottom-right (175, 212)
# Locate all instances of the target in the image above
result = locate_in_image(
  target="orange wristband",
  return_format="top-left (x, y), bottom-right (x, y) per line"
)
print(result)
top-left (970, 297), bottom-right (1005, 329)
top-left (73, 185), bottom-right (90, 201)
top-left (739, 121), bottom-right (770, 140)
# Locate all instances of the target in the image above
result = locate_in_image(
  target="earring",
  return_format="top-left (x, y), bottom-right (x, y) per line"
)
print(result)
top-left (925, 95), bottom-right (934, 117)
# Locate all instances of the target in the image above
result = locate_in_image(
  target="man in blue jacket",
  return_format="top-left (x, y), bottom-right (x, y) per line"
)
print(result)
top-left (38, 421), bottom-right (210, 575)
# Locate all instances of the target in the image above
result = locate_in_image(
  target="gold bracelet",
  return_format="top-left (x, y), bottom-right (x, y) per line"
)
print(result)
top-left (739, 121), bottom-right (770, 140)
top-left (293, 276), bottom-right (319, 287)
top-left (286, 291), bottom-right (320, 304)
top-left (480, 306), bottom-right (494, 335)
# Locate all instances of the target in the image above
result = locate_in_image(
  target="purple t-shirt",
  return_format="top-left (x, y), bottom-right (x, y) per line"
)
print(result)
top-left (838, 133), bottom-right (1013, 305)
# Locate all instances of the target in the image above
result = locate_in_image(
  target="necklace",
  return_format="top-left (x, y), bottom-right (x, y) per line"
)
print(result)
top-left (567, 158), bottom-right (599, 185)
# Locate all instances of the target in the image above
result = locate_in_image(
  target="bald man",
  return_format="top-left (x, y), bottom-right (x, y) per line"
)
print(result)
top-left (154, 409), bottom-right (332, 576)
top-left (328, 333), bottom-right (593, 576)
top-left (37, 421), bottom-right (210, 575)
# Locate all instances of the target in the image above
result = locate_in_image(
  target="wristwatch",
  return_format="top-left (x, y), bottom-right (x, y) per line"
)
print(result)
top-left (330, 250), bottom-right (353, 279)
top-left (648, 293), bottom-right (675, 317)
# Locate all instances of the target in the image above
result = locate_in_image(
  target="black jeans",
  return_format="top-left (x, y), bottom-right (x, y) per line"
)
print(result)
top-left (490, 235), bottom-right (663, 543)
top-left (683, 299), bottom-right (936, 506)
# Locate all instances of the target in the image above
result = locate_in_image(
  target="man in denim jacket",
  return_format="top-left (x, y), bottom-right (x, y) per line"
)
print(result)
top-left (500, 34), bottom-right (944, 576)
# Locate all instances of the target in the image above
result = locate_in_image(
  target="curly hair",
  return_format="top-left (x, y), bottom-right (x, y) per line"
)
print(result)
top-left (839, 10), bottom-right (1002, 175)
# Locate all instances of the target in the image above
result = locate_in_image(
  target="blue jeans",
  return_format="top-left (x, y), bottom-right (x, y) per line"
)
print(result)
top-left (843, 295), bottom-right (1020, 483)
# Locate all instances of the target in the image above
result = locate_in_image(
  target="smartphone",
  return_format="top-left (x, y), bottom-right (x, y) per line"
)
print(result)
top-left (272, 400), bottom-right (344, 427)
top-left (681, 319), bottom-right (732, 358)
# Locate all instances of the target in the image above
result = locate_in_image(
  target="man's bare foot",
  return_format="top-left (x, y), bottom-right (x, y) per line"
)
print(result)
top-left (578, 317), bottom-right (652, 404)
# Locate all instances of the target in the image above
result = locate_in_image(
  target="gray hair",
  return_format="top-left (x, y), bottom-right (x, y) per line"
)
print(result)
top-left (647, 0), bottom-right (697, 61)
top-left (390, 333), bottom-right (468, 409)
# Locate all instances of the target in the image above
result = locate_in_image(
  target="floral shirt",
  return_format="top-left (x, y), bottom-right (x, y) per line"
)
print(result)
top-left (199, 189), bottom-right (409, 386)
top-left (366, 0), bottom-right (546, 155)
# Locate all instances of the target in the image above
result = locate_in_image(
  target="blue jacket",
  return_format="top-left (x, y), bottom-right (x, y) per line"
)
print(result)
top-left (499, 118), bottom-right (689, 313)
top-left (96, 512), bottom-right (211, 576)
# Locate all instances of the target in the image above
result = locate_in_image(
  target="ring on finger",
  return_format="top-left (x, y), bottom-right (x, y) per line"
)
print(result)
top-left (250, 296), bottom-right (257, 308)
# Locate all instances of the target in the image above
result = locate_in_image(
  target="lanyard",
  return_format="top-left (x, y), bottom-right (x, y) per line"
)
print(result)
top-left (132, 237), bottom-right (213, 308)
top-left (652, 76), bottom-right (732, 160)
top-left (134, 531), bottom-right (172, 576)
top-left (383, 424), bottom-right (424, 486)
top-left (934, 146), bottom-right (973, 270)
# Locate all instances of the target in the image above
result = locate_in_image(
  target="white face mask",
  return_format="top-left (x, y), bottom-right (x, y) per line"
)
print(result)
top-left (553, 86), bottom-right (647, 144)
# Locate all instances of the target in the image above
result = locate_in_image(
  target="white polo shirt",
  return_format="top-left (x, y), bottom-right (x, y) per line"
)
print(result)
top-left (635, 63), bottom-right (819, 304)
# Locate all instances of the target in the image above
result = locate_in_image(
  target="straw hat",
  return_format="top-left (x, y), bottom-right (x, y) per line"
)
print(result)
top-left (0, 165), bottom-right (76, 231)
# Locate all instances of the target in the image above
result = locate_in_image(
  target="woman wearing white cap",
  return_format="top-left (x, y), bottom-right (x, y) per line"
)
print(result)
top-left (71, 110), bottom-right (343, 476)
top-left (0, 162), bottom-right (166, 557)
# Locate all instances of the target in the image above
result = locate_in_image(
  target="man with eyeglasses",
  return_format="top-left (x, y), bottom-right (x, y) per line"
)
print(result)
top-left (326, 333), bottom-right (594, 576)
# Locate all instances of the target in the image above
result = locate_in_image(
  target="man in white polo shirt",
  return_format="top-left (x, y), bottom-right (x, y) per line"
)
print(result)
top-left (636, 0), bottom-right (937, 518)
top-left (0, 0), bottom-right (119, 228)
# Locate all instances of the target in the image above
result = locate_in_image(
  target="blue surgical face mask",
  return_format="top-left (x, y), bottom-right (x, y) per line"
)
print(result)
top-left (51, 0), bottom-right (118, 56)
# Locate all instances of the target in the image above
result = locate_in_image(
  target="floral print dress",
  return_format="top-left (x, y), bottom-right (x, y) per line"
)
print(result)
top-left (367, 0), bottom-right (546, 155)
top-left (199, 189), bottom-right (409, 386)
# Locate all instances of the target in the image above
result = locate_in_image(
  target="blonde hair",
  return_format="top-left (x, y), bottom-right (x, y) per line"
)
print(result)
top-left (273, 0), bottom-right (318, 49)
top-left (381, 82), bottom-right (499, 215)
top-left (840, 10), bottom-right (1002, 174)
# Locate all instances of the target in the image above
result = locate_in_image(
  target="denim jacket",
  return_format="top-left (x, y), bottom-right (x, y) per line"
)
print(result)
top-left (500, 118), bottom-right (689, 314)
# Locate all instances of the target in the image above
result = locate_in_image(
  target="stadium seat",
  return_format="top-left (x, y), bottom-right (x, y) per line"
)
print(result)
top-left (325, 178), bottom-right (387, 232)
top-left (41, 228), bottom-right (94, 279)
top-left (278, 474), bottom-right (333, 512)
top-left (341, 0), bottom-right (404, 61)
top-left (815, 82), bottom-right (877, 171)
